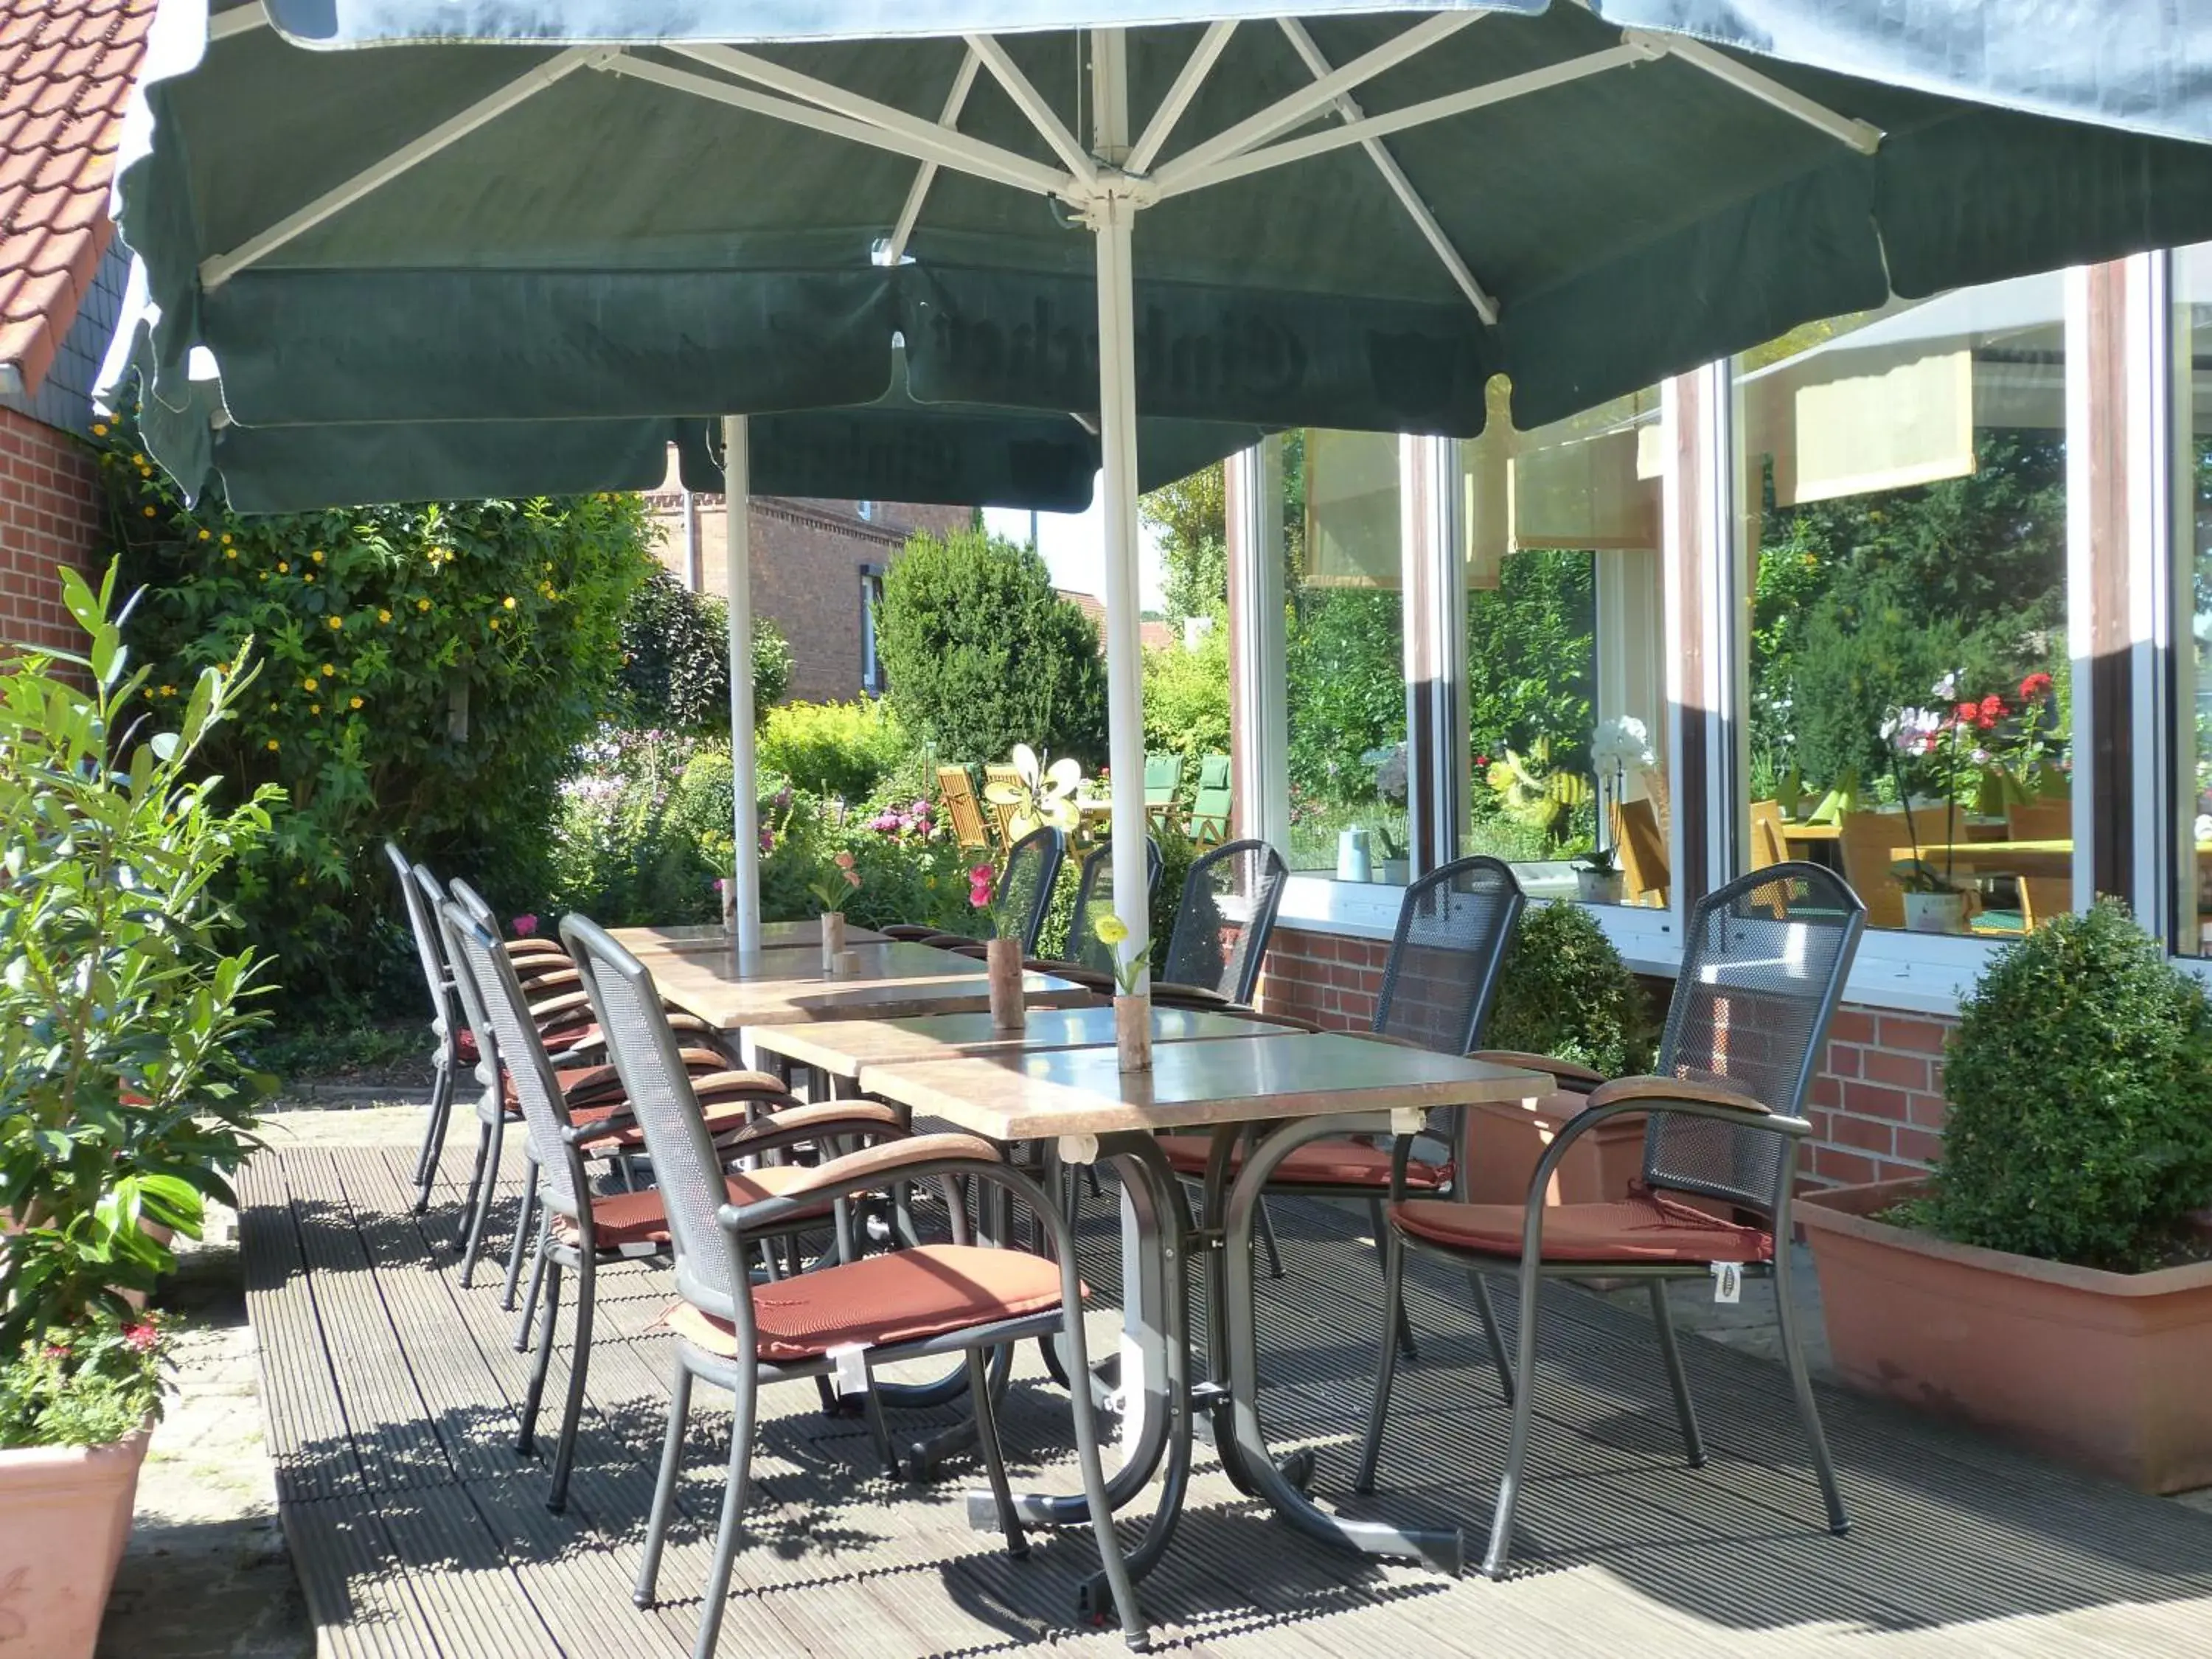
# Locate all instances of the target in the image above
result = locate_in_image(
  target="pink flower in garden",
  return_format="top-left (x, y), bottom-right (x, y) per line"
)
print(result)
top-left (834, 851), bottom-right (855, 870)
top-left (759, 828), bottom-right (775, 854)
top-left (124, 1322), bottom-right (158, 1354)
top-left (511, 914), bottom-right (539, 937)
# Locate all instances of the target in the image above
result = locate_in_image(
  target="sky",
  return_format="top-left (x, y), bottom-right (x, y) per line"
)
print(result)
top-left (982, 470), bottom-right (1168, 611)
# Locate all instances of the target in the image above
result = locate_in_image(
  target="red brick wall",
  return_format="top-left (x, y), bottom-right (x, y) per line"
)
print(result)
top-left (0, 406), bottom-right (103, 652)
top-left (644, 490), bottom-right (970, 703)
top-left (1256, 921), bottom-right (1956, 1190)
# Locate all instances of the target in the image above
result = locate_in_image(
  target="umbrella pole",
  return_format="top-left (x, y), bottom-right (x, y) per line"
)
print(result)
top-left (723, 413), bottom-right (762, 957)
top-left (1091, 189), bottom-right (1151, 987)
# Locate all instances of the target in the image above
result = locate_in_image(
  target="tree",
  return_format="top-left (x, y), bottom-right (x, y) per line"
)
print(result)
top-left (1464, 549), bottom-right (1596, 771)
top-left (874, 526), bottom-right (1107, 765)
top-left (615, 568), bottom-right (790, 732)
top-left (1141, 433), bottom-right (1308, 622)
top-left (98, 406), bottom-right (655, 1005)
top-left (1143, 616), bottom-right (1231, 768)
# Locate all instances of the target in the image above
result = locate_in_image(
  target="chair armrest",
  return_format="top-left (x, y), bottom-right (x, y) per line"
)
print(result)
top-left (527, 988), bottom-right (593, 1026)
top-left (1584, 1074), bottom-right (1771, 1116)
top-left (1150, 981), bottom-right (1228, 1007)
top-left (714, 1099), bottom-right (903, 1158)
top-left (1026, 959), bottom-right (1115, 993)
top-left (718, 1131), bottom-right (999, 1231)
top-left (1469, 1050), bottom-right (1607, 1093)
top-left (692, 1068), bottom-right (803, 1106)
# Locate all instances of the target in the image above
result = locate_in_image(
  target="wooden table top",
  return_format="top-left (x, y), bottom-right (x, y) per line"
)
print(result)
top-left (611, 919), bottom-right (889, 957)
top-left (645, 943), bottom-right (1093, 1031)
top-left (751, 1004), bottom-right (1298, 1078)
top-left (858, 1032), bottom-right (1544, 1142)
top-left (1778, 821), bottom-right (1842, 841)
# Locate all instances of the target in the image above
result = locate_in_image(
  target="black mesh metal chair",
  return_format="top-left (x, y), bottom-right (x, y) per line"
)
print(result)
top-left (1152, 838), bottom-right (1289, 1009)
top-left (1024, 836), bottom-right (1161, 990)
top-left (561, 914), bottom-right (1144, 1657)
top-left (443, 903), bottom-right (899, 1513)
top-left (1357, 862), bottom-right (1865, 1576)
top-left (923, 826), bottom-right (1068, 956)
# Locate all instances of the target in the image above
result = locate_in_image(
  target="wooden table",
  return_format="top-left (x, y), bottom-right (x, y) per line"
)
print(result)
top-left (751, 1004), bottom-right (1295, 1082)
top-left (1778, 821), bottom-right (1840, 844)
top-left (611, 918), bottom-right (888, 958)
top-left (644, 939), bottom-right (1093, 1030)
top-left (861, 1032), bottom-right (1543, 1585)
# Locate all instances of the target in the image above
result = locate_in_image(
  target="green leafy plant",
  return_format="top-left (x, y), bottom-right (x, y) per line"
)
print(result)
top-left (0, 1317), bottom-right (165, 1450)
top-left (100, 404), bottom-right (656, 1004)
top-left (874, 527), bottom-right (1107, 766)
top-left (0, 565), bottom-right (277, 1435)
top-left (1486, 901), bottom-right (1653, 1076)
top-left (1142, 616), bottom-right (1231, 770)
top-left (616, 567), bottom-right (790, 733)
top-left (758, 698), bottom-right (912, 801)
top-left (1929, 900), bottom-right (2212, 1271)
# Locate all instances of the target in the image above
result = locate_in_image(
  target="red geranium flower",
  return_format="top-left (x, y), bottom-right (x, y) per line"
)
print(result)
top-left (124, 1322), bottom-right (158, 1354)
top-left (1955, 700), bottom-right (1979, 724)
top-left (2019, 671), bottom-right (2053, 700)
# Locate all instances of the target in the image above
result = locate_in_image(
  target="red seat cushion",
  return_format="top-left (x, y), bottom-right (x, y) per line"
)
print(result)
top-left (571, 1094), bottom-right (759, 1150)
top-left (1391, 1190), bottom-right (1773, 1265)
top-left (559, 1166), bottom-right (825, 1250)
top-left (1155, 1133), bottom-right (1448, 1192)
top-left (665, 1245), bottom-right (1066, 1363)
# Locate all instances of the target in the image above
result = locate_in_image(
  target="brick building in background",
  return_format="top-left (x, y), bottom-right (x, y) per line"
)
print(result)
top-left (0, 0), bottom-right (153, 651)
top-left (641, 452), bottom-right (969, 703)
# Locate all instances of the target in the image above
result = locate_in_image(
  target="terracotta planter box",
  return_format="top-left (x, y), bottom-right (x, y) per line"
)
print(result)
top-left (1458, 1093), bottom-right (1646, 1208)
top-left (0, 1420), bottom-right (152, 1659)
top-left (1800, 1178), bottom-right (2212, 1493)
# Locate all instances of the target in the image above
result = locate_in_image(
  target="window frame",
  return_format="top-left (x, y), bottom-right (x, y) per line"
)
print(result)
top-left (858, 562), bottom-right (886, 695)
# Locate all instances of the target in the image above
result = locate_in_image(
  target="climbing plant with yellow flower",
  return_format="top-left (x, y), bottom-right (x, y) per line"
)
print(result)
top-left (91, 398), bottom-right (656, 998)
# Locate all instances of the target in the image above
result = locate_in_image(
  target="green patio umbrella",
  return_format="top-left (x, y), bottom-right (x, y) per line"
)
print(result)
top-left (108, 0), bottom-right (2212, 964)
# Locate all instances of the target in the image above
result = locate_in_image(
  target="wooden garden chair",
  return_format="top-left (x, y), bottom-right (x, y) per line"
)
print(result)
top-left (1144, 752), bottom-right (1183, 830)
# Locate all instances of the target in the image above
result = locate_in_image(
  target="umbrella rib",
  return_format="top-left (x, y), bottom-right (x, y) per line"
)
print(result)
top-left (1276, 19), bottom-right (1497, 326)
top-left (1155, 11), bottom-right (1477, 187)
top-left (615, 51), bottom-right (1065, 197)
top-left (964, 34), bottom-right (1099, 187)
top-left (883, 49), bottom-right (981, 265)
top-left (1156, 43), bottom-right (1651, 200)
top-left (198, 46), bottom-right (597, 291)
top-left (1629, 30), bottom-right (1882, 153)
top-left (1125, 20), bottom-right (1236, 175)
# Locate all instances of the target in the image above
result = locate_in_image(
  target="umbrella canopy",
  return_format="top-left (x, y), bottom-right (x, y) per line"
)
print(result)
top-left (106, 0), bottom-right (2212, 969)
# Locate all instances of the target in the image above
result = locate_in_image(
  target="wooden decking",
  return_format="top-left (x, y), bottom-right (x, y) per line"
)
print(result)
top-left (241, 1138), bottom-right (2212, 1658)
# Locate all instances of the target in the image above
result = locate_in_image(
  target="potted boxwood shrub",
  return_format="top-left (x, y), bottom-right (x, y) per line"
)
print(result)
top-left (1461, 900), bottom-right (1655, 1207)
top-left (1800, 899), bottom-right (2212, 1491)
top-left (0, 566), bottom-right (276, 1658)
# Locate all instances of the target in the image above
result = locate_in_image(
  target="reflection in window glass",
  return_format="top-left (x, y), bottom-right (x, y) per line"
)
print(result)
top-left (2174, 247), bottom-right (2212, 953)
top-left (1289, 430), bottom-right (1409, 883)
top-left (1458, 386), bottom-right (1666, 908)
top-left (1732, 273), bottom-right (2071, 936)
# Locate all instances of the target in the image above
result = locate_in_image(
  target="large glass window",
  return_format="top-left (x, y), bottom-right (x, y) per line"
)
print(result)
top-left (2173, 248), bottom-right (2212, 954)
top-left (1732, 274), bottom-right (2073, 936)
top-left (1458, 386), bottom-right (1669, 907)
top-left (1290, 428), bottom-right (1410, 883)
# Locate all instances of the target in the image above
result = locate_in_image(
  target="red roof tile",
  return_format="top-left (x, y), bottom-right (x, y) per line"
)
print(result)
top-left (0, 0), bottom-right (152, 396)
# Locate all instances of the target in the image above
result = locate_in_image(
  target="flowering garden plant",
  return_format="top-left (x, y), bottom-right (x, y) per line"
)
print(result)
top-left (0, 566), bottom-right (276, 1445)
top-left (1879, 669), bottom-right (2067, 895)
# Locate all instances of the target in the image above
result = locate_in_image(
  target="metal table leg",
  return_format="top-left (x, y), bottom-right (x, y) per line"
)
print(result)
top-left (1220, 1112), bottom-right (1464, 1576)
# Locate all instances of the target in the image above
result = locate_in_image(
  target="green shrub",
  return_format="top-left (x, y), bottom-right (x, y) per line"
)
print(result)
top-left (874, 527), bottom-right (1107, 766)
top-left (1486, 901), bottom-right (1652, 1076)
top-left (1286, 587), bottom-right (1404, 805)
top-left (0, 565), bottom-right (274, 1415)
top-left (758, 698), bottom-right (913, 801)
top-left (1930, 900), bottom-right (2212, 1271)
top-left (1143, 619), bottom-right (1230, 773)
top-left (615, 567), bottom-right (790, 733)
top-left (548, 731), bottom-right (735, 927)
top-left (100, 405), bottom-right (655, 1006)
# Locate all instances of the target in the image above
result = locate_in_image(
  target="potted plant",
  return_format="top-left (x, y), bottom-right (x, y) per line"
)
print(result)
top-left (1570, 841), bottom-right (1623, 905)
top-left (804, 846), bottom-right (860, 970)
top-left (1091, 911), bottom-right (1150, 1072)
top-left (1459, 902), bottom-right (1655, 1208)
top-left (0, 566), bottom-right (276, 1657)
top-left (1799, 900), bottom-right (2212, 1491)
top-left (967, 861), bottom-right (1026, 1031)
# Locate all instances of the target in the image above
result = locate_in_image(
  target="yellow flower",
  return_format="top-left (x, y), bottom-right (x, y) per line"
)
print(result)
top-left (224, 549), bottom-right (237, 560)
top-left (377, 608), bottom-right (392, 624)
top-left (91, 422), bottom-right (108, 437)
top-left (276, 560), bottom-right (290, 573)
top-left (417, 597), bottom-right (431, 611)
top-left (310, 549), bottom-right (324, 563)
top-left (159, 684), bottom-right (175, 698)
top-left (309, 703), bottom-right (321, 715)
top-left (501, 595), bottom-right (516, 610)
top-left (258, 571), bottom-right (269, 582)
top-left (142, 506), bottom-right (156, 518)
top-left (132, 453), bottom-right (146, 465)
top-left (488, 619), bottom-right (500, 632)
top-left (220, 534), bottom-right (232, 546)
top-left (1093, 912), bottom-right (1130, 947)
top-left (302, 573), bottom-right (314, 583)
top-left (349, 696), bottom-right (364, 710)
top-left (321, 662), bottom-right (334, 676)
top-left (198, 529), bottom-right (211, 541)
top-left (266, 740), bottom-right (280, 752)
top-left (302, 677), bottom-right (318, 692)
top-left (327, 616), bottom-right (342, 629)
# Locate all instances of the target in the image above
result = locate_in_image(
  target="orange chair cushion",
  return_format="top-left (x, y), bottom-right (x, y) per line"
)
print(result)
top-left (1155, 1133), bottom-right (1449, 1192)
top-left (1391, 1190), bottom-right (1773, 1265)
top-left (664, 1245), bottom-right (1066, 1363)
top-left (559, 1166), bottom-right (824, 1250)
